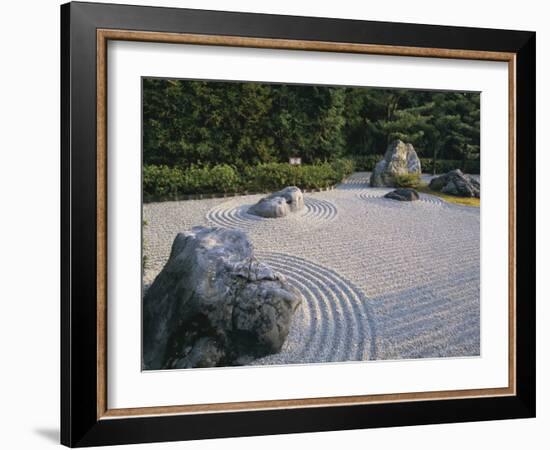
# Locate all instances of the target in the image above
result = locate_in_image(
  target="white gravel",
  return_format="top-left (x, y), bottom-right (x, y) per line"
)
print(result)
top-left (143, 172), bottom-right (480, 364)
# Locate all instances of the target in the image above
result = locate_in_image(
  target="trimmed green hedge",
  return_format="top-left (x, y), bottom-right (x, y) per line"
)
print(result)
top-left (143, 164), bottom-right (242, 199)
top-left (143, 159), bottom-right (355, 201)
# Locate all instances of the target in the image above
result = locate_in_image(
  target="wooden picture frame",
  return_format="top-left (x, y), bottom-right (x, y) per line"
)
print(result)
top-left (61, 1), bottom-right (535, 447)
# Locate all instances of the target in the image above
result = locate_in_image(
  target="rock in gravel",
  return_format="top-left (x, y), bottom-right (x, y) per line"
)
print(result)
top-left (384, 188), bottom-right (420, 201)
top-left (370, 140), bottom-right (421, 187)
top-left (248, 196), bottom-right (290, 218)
top-left (249, 186), bottom-right (304, 218)
top-left (429, 169), bottom-right (480, 198)
top-left (142, 226), bottom-right (302, 370)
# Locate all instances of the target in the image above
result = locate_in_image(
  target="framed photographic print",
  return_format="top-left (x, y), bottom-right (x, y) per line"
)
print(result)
top-left (60, 1), bottom-right (536, 447)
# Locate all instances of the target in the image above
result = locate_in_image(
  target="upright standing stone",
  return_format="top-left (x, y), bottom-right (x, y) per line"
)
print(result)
top-left (370, 140), bottom-right (421, 187)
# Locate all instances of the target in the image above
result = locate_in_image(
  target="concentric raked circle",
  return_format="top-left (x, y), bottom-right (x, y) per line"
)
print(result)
top-left (338, 172), bottom-right (371, 189)
top-left (251, 252), bottom-right (376, 365)
top-left (339, 173), bottom-right (445, 206)
top-left (206, 197), bottom-right (337, 230)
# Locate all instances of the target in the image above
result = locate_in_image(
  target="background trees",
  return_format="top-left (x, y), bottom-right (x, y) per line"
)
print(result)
top-left (143, 78), bottom-right (480, 170)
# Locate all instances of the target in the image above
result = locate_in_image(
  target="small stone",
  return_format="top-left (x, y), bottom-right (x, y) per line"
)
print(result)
top-left (384, 188), bottom-right (420, 201)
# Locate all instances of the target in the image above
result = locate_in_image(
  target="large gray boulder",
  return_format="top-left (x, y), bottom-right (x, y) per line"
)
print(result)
top-left (384, 188), bottom-right (420, 202)
top-left (429, 169), bottom-right (480, 198)
top-left (370, 140), bottom-right (421, 187)
top-left (142, 227), bottom-right (302, 370)
top-left (249, 186), bottom-right (304, 218)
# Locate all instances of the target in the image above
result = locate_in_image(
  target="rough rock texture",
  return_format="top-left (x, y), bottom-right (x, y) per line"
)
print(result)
top-left (384, 188), bottom-right (420, 201)
top-left (370, 140), bottom-right (421, 187)
top-left (248, 196), bottom-right (290, 218)
top-left (142, 226), bottom-right (302, 370)
top-left (249, 186), bottom-right (304, 218)
top-left (429, 169), bottom-right (480, 198)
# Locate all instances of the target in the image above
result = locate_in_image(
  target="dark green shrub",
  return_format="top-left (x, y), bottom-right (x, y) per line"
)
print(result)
top-left (143, 165), bottom-right (185, 198)
top-left (245, 162), bottom-right (341, 192)
top-left (462, 159), bottom-right (480, 174)
top-left (420, 158), bottom-right (480, 175)
top-left (184, 166), bottom-right (211, 193)
top-left (245, 163), bottom-right (296, 192)
top-left (209, 164), bottom-right (241, 193)
top-left (393, 173), bottom-right (421, 188)
top-left (299, 163), bottom-right (337, 189)
top-left (330, 158), bottom-right (355, 180)
top-left (350, 154), bottom-right (383, 171)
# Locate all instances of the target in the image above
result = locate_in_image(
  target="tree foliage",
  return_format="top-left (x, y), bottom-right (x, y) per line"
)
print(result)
top-left (143, 79), bottom-right (480, 169)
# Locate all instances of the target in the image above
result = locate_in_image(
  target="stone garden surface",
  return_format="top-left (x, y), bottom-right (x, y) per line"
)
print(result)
top-left (143, 172), bottom-right (480, 365)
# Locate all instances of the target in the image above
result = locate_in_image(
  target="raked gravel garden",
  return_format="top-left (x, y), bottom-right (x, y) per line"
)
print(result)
top-left (143, 171), bottom-right (480, 365)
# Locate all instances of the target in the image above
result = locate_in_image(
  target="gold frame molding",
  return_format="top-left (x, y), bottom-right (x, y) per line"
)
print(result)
top-left (96, 29), bottom-right (517, 420)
